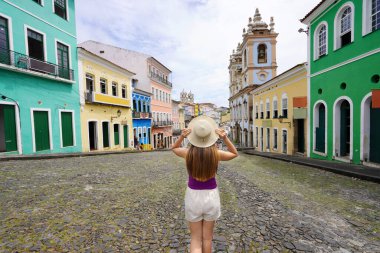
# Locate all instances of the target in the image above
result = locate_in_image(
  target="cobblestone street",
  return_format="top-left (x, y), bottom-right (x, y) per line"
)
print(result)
top-left (1, 152), bottom-right (380, 253)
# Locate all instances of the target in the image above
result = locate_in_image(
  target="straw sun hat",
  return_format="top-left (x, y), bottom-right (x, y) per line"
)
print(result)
top-left (187, 115), bottom-right (218, 148)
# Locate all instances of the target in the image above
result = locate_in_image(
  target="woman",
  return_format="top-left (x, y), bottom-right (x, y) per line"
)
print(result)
top-left (172, 115), bottom-right (238, 253)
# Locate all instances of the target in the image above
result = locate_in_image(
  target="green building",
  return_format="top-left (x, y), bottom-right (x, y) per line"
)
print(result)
top-left (0, 0), bottom-right (82, 155)
top-left (301, 0), bottom-right (380, 166)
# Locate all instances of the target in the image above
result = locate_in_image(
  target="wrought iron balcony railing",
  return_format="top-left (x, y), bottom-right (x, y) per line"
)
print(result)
top-left (133, 111), bottom-right (152, 119)
top-left (0, 47), bottom-right (74, 81)
top-left (149, 71), bottom-right (172, 87)
top-left (153, 120), bottom-right (173, 127)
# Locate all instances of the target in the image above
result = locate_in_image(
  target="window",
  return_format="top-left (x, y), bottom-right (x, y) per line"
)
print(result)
top-left (133, 100), bottom-right (137, 111)
top-left (86, 73), bottom-right (94, 92)
top-left (372, 0), bottom-right (380, 31)
top-left (282, 96), bottom-right (288, 118)
top-left (260, 102), bottom-right (264, 119)
top-left (100, 78), bottom-right (107, 94)
top-left (255, 127), bottom-right (259, 147)
top-left (318, 25), bottom-right (327, 57)
top-left (112, 82), bottom-right (118, 96)
top-left (335, 4), bottom-right (354, 49)
top-left (152, 88), bottom-right (155, 99)
top-left (54, 0), bottom-right (67, 20)
top-left (266, 100), bottom-right (270, 118)
top-left (340, 7), bottom-right (352, 47)
top-left (27, 29), bottom-right (44, 60)
top-left (114, 124), bottom-right (119, 145)
top-left (273, 129), bottom-right (278, 149)
top-left (255, 105), bottom-right (259, 119)
top-left (140, 101), bottom-right (144, 112)
top-left (266, 128), bottom-right (270, 149)
top-left (57, 42), bottom-right (70, 79)
top-left (273, 98), bottom-right (278, 118)
top-left (61, 111), bottom-right (74, 147)
top-left (258, 44), bottom-right (267, 63)
top-left (122, 85), bottom-right (126, 98)
top-left (0, 17), bottom-right (10, 65)
top-left (32, 0), bottom-right (42, 4)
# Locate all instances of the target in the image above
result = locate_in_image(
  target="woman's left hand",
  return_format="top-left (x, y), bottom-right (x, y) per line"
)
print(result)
top-left (215, 128), bottom-right (227, 140)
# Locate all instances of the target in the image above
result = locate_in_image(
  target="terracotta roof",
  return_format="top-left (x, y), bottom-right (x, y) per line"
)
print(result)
top-left (300, 0), bottom-right (327, 23)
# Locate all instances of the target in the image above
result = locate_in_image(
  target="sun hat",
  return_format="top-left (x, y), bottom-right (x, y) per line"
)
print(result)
top-left (187, 115), bottom-right (218, 148)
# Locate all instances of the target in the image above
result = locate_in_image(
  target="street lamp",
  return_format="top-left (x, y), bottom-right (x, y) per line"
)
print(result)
top-left (298, 28), bottom-right (309, 35)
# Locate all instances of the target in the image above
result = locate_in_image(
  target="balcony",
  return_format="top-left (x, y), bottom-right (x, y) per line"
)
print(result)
top-left (153, 121), bottom-right (173, 127)
top-left (133, 111), bottom-right (152, 119)
top-left (85, 91), bottom-right (131, 107)
top-left (149, 71), bottom-right (172, 87)
top-left (0, 48), bottom-right (74, 81)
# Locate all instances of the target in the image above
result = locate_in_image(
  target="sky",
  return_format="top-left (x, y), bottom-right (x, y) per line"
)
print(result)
top-left (75, 0), bottom-right (320, 107)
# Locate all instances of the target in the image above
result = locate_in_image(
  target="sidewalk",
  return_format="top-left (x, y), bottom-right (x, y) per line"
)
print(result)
top-left (243, 149), bottom-right (380, 183)
top-left (0, 149), bottom-right (171, 162)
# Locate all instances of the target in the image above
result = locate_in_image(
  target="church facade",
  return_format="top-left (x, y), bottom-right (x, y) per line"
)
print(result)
top-left (229, 9), bottom-right (278, 147)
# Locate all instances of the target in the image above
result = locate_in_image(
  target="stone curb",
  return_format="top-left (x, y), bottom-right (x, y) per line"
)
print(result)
top-left (243, 151), bottom-right (380, 184)
top-left (0, 149), bottom-right (171, 162)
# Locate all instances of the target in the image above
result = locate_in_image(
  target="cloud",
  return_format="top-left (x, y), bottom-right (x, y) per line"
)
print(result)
top-left (75, 0), bottom-right (320, 106)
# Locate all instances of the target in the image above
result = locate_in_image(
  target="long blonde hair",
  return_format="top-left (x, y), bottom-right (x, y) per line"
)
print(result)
top-left (186, 144), bottom-right (219, 182)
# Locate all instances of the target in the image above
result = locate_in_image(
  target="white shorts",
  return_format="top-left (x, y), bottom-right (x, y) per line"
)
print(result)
top-left (184, 187), bottom-right (221, 222)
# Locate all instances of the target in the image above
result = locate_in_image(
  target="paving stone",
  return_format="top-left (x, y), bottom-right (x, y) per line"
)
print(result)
top-left (1, 152), bottom-right (380, 252)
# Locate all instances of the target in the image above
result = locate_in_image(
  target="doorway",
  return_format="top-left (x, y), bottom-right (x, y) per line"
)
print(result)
top-left (123, 125), bottom-right (129, 148)
top-left (282, 130), bottom-right (287, 154)
top-left (0, 104), bottom-right (17, 152)
top-left (102, 122), bottom-right (109, 148)
top-left (297, 119), bottom-right (305, 153)
top-left (88, 121), bottom-right (97, 151)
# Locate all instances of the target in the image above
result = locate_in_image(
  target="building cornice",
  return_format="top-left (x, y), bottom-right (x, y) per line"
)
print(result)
top-left (252, 63), bottom-right (307, 94)
top-left (228, 85), bottom-right (257, 101)
top-left (78, 48), bottom-right (136, 77)
top-left (301, 0), bottom-right (338, 24)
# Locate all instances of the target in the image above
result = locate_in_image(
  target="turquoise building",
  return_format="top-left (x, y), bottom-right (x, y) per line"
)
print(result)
top-left (0, 0), bottom-right (82, 155)
top-left (301, 0), bottom-right (380, 166)
top-left (132, 89), bottom-right (152, 149)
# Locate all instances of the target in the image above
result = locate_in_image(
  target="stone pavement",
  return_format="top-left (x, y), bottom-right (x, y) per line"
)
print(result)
top-left (0, 152), bottom-right (379, 252)
top-left (243, 149), bottom-right (380, 183)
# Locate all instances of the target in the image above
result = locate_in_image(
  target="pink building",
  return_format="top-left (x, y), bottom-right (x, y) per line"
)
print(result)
top-left (149, 58), bottom-right (173, 149)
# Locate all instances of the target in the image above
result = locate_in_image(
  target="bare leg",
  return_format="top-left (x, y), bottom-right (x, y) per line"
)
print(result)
top-left (202, 220), bottom-right (215, 253)
top-left (189, 221), bottom-right (203, 253)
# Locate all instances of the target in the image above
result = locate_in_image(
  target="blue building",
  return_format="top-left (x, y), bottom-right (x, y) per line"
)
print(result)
top-left (132, 89), bottom-right (152, 149)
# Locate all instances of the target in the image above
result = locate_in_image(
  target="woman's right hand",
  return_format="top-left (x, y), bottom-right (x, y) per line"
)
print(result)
top-left (181, 128), bottom-right (191, 138)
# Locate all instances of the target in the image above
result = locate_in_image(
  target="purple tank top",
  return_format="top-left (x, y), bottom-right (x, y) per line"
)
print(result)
top-left (188, 175), bottom-right (217, 190)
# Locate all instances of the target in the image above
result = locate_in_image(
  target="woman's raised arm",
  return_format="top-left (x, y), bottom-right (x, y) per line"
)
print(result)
top-left (215, 129), bottom-right (238, 161)
top-left (171, 128), bottom-right (191, 158)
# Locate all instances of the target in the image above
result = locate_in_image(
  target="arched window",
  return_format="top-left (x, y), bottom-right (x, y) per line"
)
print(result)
top-left (266, 98), bottom-right (270, 118)
top-left (258, 44), bottom-right (267, 63)
top-left (334, 3), bottom-right (354, 49)
top-left (255, 103), bottom-right (259, 119)
top-left (363, 0), bottom-right (380, 35)
top-left (272, 96), bottom-right (278, 118)
top-left (281, 93), bottom-right (288, 118)
top-left (260, 101), bottom-right (264, 119)
top-left (318, 24), bottom-right (327, 57)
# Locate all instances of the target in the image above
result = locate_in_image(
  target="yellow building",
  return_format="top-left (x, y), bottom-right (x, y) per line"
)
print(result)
top-left (78, 47), bottom-right (134, 152)
top-left (252, 63), bottom-right (307, 155)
